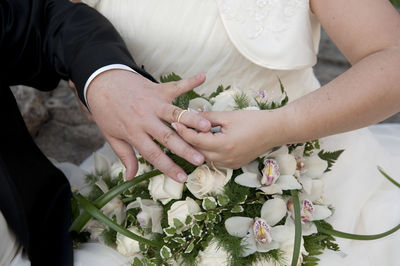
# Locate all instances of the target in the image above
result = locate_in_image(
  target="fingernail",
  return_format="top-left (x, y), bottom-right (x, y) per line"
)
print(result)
top-left (177, 173), bottom-right (187, 182)
top-left (171, 122), bottom-right (178, 130)
top-left (193, 154), bottom-right (203, 165)
top-left (199, 119), bottom-right (210, 129)
top-left (188, 108), bottom-right (199, 114)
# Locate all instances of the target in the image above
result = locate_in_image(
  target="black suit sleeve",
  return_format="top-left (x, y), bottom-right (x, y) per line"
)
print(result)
top-left (0, 0), bottom-right (155, 107)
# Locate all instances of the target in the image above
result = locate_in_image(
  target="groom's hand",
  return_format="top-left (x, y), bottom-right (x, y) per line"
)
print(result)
top-left (86, 70), bottom-right (211, 182)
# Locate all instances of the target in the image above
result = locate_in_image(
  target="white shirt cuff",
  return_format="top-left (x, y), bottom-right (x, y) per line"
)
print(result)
top-left (83, 64), bottom-right (137, 108)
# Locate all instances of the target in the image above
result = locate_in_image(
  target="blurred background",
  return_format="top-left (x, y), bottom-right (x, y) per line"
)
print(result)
top-left (11, 30), bottom-right (400, 164)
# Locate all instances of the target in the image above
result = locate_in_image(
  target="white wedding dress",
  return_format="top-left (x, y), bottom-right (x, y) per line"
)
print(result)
top-left (7, 0), bottom-right (400, 265)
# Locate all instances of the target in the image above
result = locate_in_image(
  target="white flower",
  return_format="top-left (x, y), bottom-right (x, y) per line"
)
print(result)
top-left (186, 165), bottom-right (233, 199)
top-left (148, 174), bottom-right (184, 204)
top-left (115, 226), bottom-right (142, 257)
top-left (211, 88), bottom-right (257, 111)
top-left (94, 179), bottom-right (126, 224)
top-left (127, 198), bottom-right (163, 234)
top-left (94, 152), bottom-right (111, 176)
top-left (224, 198), bottom-right (288, 257)
top-left (198, 240), bottom-right (229, 265)
top-left (167, 197), bottom-right (201, 228)
top-left (293, 146), bottom-right (327, 181)
top-left (188, 97), bottom-right (213, 112)
top-left (84, 220), bottom-right (107, 242)
top-left (110, 160), bottom-right (126, 179)
top-left (235, 146), bottom-right (301, 195)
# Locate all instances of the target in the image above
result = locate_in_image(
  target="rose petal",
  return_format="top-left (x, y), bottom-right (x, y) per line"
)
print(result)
top-left (303, 156), bottom-right (328, 178)
top-left (188, 97), bottom-right (212, 112)
top-left (312, 205), bottom-right (332, 220)
top-left (225, 217), bottom-right (253, 238)
top-left (276, 175), bottom-right (302, 190)
top-left (235, 172), bottom-right (261, 188)
top-left (260, 198), bottom-right (287, 226)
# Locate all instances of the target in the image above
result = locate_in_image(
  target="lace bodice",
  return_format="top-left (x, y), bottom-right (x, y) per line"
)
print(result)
top-left (84, 0), bottom-right (321, 101)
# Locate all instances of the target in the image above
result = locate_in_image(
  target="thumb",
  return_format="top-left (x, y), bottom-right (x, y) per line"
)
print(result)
top-left (167, 73), bottom-right (206, 101)
top-left (107, 137), bottom-right (138, 180)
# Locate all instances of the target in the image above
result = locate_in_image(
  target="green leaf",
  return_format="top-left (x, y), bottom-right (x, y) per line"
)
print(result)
top-left (173, 90), bottom-right (202, 109)
top-left (185, 242), bottom-right (195, 254)
top-left (191, 223), bottom-right (201, 237)
top-left (217, 194), bottom-right (230, 206)
top-left (172, 237), bottom-right (186, 245)
top-left (231, 205), bottom-right (244, 213)
top-left (133, 257), bottom-right (144, 266)
top-left (202, 197), bottom-right (217, 210)
top-left (318, 149), bottom-right (344, 172)
top-left (233, 92), bottom-right (250, 110)
top-left (185, 215), bottom-right (193, 225)
top-left (173, 218), bottom-right (185, 229)
top-left (193, 212), bottom-right (207, 221)
top-left (378, 166), bottom-right (400, 189)
top-left (390, 0), bottom-right (400, 7)
top-left (160, 72), bottom-right (182, 83)
top-left (291, 190), bottom-right (302, 266)
top-left (160, 245), bottom-right (172, 259)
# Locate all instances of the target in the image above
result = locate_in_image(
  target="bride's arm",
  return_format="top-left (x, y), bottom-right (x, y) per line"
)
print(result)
top-left (173, 0), bottom-right (400, 169)
top-left (285, 0), bottom-right (400, 143)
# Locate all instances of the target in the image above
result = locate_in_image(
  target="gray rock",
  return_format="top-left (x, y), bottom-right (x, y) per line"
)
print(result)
top-left (11, 85), bottom-right (50, 136)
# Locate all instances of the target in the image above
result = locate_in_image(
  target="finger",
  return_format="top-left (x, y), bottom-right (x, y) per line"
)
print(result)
top-left (163, 73), bottom-right (206, 101)
top-left (172, 122), bottom-right (220, 150)
top-left (160, 104), bottom-right (211, 132)
top-left (137, 135), bottom-right (188, 183)
top-left (199, 111), bottom-right (228, 127)
top-left (107, 136), bottom-right (138, 180)
top-left (149, 121), bottom-right (205, 166)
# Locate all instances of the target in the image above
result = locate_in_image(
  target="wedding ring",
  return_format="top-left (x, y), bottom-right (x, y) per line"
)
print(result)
top-left (177, 109), bottom-right (188, 123)
top-left (210, 161), bottom-right (216, 169)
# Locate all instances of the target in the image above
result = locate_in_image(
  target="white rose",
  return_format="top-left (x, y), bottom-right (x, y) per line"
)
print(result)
top-left (188, 97), bottom-right (212, 112)
top-left (127, 198), bottom-right (163, 233)
top-left (110, 160), bottom-right (126, 179)
top-left (186, 165), bottom-right (233, 199)
top-left (136, 160), bottom-right (153, 177)
top-left (212, 88), bottom-right (257, 111)
top-left (198, 241), bottom-right (229, 265)
top-left (167, 197), bottom-right (200, 228)
top-left (116, 226), bottom-right (142, 257)
top-left (148, 174), bottom-right (184, 204)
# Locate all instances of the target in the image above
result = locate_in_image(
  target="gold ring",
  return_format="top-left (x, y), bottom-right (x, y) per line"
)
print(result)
top-left (210, 161), bottom-right (216, 169)
top-left (177, 109), bottom-right (188, 123)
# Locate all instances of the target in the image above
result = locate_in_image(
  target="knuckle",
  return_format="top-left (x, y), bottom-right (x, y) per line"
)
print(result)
top-left (146, 149), bottom-right (163, 163)
top-left (161, 130), bottom-right (174, 146)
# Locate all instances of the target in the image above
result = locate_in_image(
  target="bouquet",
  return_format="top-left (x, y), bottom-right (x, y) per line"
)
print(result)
top-left (70, 74), bottom-right (400, 266)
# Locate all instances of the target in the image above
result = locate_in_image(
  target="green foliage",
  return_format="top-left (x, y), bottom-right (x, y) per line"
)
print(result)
top-left (233, 92), bottom-right (250, 110)
top-left (209, 85), bottom-right (231, 98)
top-left (390, 0), bottom-right (400, 8)
top-left (318, 149), bottom-right (344, 172)
top-left (101, 227), bottom-right (117, 248)
top-left (160, 72), bottom-right (182, 83)
top-left (303, 221), bottom-right (339, 266)
top-left (71, 230), bottom-right (90, 248)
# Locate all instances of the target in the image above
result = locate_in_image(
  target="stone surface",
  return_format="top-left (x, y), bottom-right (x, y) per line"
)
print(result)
top-left (11, 31), bottom-right (400, 164)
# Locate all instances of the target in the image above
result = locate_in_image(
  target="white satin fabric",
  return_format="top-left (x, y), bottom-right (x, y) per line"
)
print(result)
top-left (9, 0), bottom-right (400, 265)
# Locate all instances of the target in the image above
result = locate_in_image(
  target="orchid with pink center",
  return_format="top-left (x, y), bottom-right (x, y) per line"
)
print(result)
top-left (235, 146), bottom-right (301, 194)
top-left (224, 198), bottom-right (289, 257)
top-left (126, 197), bottom-right (163, 234)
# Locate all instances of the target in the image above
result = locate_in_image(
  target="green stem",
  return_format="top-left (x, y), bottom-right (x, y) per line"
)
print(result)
top-left (378, 166), bottom-right (400, 189)
top-left (74, 194), bottom-right (162, 248)
top-left (316, 222), bottom-right (400, 240)
top-left (70, 170), bottom-right (161, 232)
top-left (291, 190), bottom-right (302, 266)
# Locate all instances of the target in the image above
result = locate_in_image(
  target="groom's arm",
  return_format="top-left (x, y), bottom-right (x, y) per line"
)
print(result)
top-left (0, 0), bottom-right (210, 181)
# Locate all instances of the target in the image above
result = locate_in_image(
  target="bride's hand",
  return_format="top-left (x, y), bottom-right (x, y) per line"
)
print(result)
top-left (86, 70), bottom-right (211, 182)
top-left (172, 110), bottom-right (283, 169)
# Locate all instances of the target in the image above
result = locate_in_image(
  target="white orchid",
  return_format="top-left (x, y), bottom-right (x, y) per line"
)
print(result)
top-left (235, 146), bottom-right (301, 195)
top-left (126, 197), bottom-right (163, 234)
top-left (292, 146), bottom-right (328, 194)
top-left (95, 179), bottom-right (126, 224)
top-left (286, 198), bottom-right (332, 236)
top-left (224, 198), bottom-right (289, 257)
